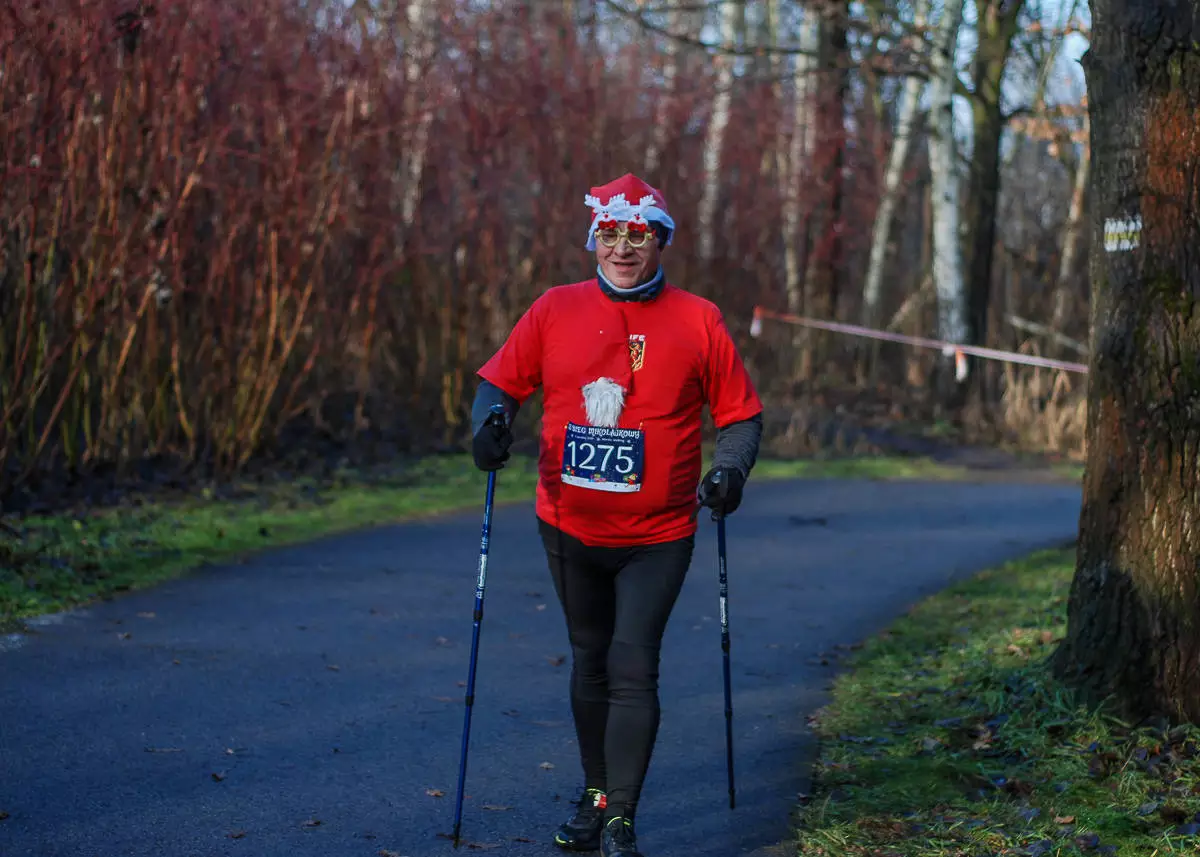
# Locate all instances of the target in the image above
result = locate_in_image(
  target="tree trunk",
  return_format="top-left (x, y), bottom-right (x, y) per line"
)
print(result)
top-left (1051, 0), bottom-right (1200, 724)
top-left (697, 0), bottom-right (740, 266)
top-left (961, 0), bottom-right (1025, 393)
top-left (781, 4), bottom-right (821, 379)
top-left (927, 0), bottom-right (968, 392)
top-left (801, 0), bottom-right (848, 374)
top-left (861, 0), bottom-right (930, 331)
top-left (400, 0), bottom-right (435, 230)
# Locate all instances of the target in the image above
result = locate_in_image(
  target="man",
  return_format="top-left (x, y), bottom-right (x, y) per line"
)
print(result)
top-left (470, 173), bottom-right (763, 857)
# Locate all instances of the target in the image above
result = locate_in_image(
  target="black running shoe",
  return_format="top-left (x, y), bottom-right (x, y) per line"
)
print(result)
top-left (601, 816), bottom-right (644, 857)
top-left (553, 788), bottom-right (607, 851)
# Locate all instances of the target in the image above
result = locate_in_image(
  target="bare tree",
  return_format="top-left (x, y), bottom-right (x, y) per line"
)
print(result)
top-left (961, 0), bottom-right (1026, 376)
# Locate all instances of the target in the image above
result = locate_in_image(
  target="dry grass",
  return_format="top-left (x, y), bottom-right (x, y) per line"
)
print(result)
top-left (998, 348), bottom-right (1089, 460)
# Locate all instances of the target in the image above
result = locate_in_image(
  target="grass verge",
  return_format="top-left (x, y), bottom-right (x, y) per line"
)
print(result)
top-left (1, 452), bottom-right (977, 628)
top-left (796, 548), bottom-right (1200, 857)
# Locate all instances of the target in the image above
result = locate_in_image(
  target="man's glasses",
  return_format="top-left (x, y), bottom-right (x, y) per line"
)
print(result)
top-left (594, 226), bottom-right (655, 249)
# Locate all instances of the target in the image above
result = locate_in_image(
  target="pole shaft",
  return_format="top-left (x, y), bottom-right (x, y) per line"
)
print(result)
top-left (452, 468), bottom-right (497, 846)
top-left (717, 515), bottom-right (735, 809)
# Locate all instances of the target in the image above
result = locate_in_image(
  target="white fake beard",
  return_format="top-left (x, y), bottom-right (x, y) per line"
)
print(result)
top-left (582, 377), bottom-right (625, 428)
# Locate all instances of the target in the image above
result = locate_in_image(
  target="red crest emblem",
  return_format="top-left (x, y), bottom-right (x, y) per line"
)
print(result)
top-left (628, 334), bottom-right (646, 372)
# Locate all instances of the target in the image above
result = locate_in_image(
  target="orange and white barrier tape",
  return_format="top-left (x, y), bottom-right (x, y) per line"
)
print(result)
top-left (749, 306), bottom-right (1090, 377)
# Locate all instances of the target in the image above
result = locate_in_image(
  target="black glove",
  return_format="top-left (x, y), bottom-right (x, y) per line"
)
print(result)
top-left (472, 413), bottom-right (513, 471)
top-left (697, 467), bottom-right (746, 518)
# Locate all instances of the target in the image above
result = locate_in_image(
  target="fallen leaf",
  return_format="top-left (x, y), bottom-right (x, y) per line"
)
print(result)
top-left (1054, 815), bottom-right (1076, 824)
top-left (535, 604), bottom-right (547, 612)
top-left (482, 804), bottom-right (512, 811)
top-left (426, 788), bottom-right (445, 798)
top-left (228, 830), bottom-right (246, 839)
top-left (539, 762), bottom-right (555, 770)
top-left (435, 636), bottom-right (451, 646)
top-left (211, 772), bottom-right (227, 782)
top-left (457, 681), bottom-right (467, 687)
top-left (378, 851), bottom-right (404, 857)
top-left (300, 818), bottom-right (322, 828)
top-left (512, 836), bottom-right (535, 843)
top-left (117, 632), bottom-right (132, 640)
top-left (545, 655), bottom-right (566, 667)
top-left (172, 659), bottom-right (181, 665)
top-left (327, 665), bottom-right (340, 671)
top-left (465, 843), bottom-right (500, 850)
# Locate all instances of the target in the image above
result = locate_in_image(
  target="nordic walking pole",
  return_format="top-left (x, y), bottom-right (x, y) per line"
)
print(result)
top-left (452, 404), bottom-right (507, 848)
top-left (714, 475), bottom-right (736, 810)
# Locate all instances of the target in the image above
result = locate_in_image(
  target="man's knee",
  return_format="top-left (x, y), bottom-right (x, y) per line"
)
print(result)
top-left (607, 639), bottom-right (660, 700)
top-left (570, 631), bottom-right (610, 681)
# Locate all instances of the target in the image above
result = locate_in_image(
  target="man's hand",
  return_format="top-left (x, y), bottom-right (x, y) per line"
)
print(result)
top-left (697, 467), bottom-right (746, 518)
top-left (472, 410), bottom-right (513, 471)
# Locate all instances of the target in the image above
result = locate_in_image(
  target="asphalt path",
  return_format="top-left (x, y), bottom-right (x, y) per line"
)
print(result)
top-left (1, 477), bottom-right (1081, 857)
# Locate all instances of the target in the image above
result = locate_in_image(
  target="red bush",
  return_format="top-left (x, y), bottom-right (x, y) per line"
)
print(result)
top-left (0, 0), bottom-right (875, 489)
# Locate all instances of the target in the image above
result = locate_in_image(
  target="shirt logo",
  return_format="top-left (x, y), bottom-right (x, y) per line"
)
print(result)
top-left (628, 334), bottom-right (646, 372)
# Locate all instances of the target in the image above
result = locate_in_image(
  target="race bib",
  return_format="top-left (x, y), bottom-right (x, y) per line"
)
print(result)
top-left (561, 422), bottom-right (644, 493)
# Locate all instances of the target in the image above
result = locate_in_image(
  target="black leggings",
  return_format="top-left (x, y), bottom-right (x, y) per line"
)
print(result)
top-left (538, 519), bottom-right (695, 821)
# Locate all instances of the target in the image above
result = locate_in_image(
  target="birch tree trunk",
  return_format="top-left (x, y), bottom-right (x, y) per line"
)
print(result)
top-left (927, 0), bottom-right (968, 380)
top-left (861, 0), bottom-right (930, 330)
top-left (696, 0), bottom-right (740, 266)
top-left (1052, 0), bottom-right (1200, 723)
top-left (779, 4), bottom-right (821, 379)
top-left (399, 0), bottom-right (435, 229)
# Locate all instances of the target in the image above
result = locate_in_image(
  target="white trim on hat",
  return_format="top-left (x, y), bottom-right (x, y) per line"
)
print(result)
top-left (583, 193), bottom-right (676, 250)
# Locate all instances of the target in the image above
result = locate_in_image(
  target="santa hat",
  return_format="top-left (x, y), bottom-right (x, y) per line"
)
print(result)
top-left (583, 173), bottom-right (676, 251)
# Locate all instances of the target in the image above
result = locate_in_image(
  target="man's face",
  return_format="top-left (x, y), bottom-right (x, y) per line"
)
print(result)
top-left (595, 223), bottom-right (662, 289)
